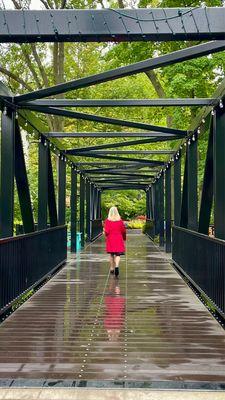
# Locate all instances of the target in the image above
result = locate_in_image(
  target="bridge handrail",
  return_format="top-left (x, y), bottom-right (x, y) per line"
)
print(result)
top-left (173, 226), bottom-right (225, 319)
top-left (0, 225), bottom-right (67, 316)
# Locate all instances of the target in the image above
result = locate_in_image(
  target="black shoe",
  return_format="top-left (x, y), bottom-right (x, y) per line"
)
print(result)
top-left (115, 267), bottom-right (119, 277)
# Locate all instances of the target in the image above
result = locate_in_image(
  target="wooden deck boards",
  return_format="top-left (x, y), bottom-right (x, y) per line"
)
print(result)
top-left (0, 233), bottom-right (225, 384)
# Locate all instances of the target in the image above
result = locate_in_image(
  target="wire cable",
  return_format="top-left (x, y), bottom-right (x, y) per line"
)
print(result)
top-left (109, 6), bottom-right (201, 23)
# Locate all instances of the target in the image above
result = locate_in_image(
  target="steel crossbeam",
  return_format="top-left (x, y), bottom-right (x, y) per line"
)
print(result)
top-left (2, 8), bottom-right (225, 44)
top-left (70, 151), bottom-right (165, 164)
top-left (16, 40), bottom-right (225, 102)
top-left (21, 105), bottom-right (186, 135)
top-left (21, 98), bottom-right (216, 107)
top-left (65, 138), bottom-right (181, 154)
top-left (82, 150), bottom-right (174, 155)
top-left (46, 132), bottom-right (184, 138)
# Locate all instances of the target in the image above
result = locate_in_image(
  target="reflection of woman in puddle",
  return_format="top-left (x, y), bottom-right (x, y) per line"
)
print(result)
top-left (104, 277), bottom-right (125, 341)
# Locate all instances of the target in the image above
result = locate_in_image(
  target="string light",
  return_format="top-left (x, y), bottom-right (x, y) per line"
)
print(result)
top-left (202, 118), bottom-right (205, 124)
top-left (188, 139), bottom-right (191, 145)
top-left (197, 127), bottom-right (201, 134)
top-left (211, 109), bottom-right (215, 116)
top-left (3, 107), bottom-right (7, 115)
top-left (192, 135), bottom-right (196, 141)
top-left (15, 112), bottom-right (18, 119)
top-left (219, 100), bottom-right (223, 109)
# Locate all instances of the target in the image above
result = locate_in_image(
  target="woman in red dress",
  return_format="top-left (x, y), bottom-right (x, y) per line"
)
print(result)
top-left (104, 206), bottom-right (126, 277)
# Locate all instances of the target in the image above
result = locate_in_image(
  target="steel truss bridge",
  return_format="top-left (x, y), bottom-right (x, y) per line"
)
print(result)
top-left (0, 6), bottom-right (225, 389)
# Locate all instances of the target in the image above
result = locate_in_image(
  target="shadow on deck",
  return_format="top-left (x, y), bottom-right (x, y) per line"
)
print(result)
top-left (0, 232), bottom-right (225, 389)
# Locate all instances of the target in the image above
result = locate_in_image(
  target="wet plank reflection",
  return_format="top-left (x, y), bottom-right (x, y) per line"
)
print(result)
top-left (0, 233), bottom-right (225, 383)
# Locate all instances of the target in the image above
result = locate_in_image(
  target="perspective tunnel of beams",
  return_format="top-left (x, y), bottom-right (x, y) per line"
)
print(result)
top-left (1, 7), bottom-right (225, 192)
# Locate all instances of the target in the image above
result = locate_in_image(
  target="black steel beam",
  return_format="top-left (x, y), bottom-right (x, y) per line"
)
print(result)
top-left (87, 172), bottom-right (156, 177)
top-left (0, 109), bottom-right (15, 238)
top-left (80, 175), bottom-right (85, 248)
top-left (47, 148), bottom-right (58, 227)
top-left (65, 137), bottom-right (181, 154)
top-left (46, 132), bottom-right (182, 138)
top-left (87, 150), bottom-right (174, 155)
top-left (23, 105), bottom-right (186, 135)
top-left (78, 163), bottom-right (161, 170)
top-left (81, 164), bottom-right (159, 172)
top-left (89, 173), bottom-right (154, 178)
top-left (187, 138), bottom-right (198, 231)
top-left (86, 180), bottom-right (91, 242)
top-left (15, 121), bottom-right (34, 234)
top-left (22, 98), bottom-right (216, 108)
top-left (159, 175), bottom-right (164, 247)
top-left (38, 137), bottom-right (48, 230)
top-left (198, 117), bottom-right (214, 235)
top-left (149, 187), bottom-right (154, 220)
top-left (165, 167), bottom-right (171, 253)
top-left (102, 187), bottom-right (146, 191)
top-left (71, 169), bottom-right (77, 252)
top-left (94, 179), bottom-right (152, 183)
top-left (174, 157), bottom-right (181, 227)
top-left (180, 153), bottom-right (188, 229)
top-left (214, 109), bottom-right (225, 240)
top-left (71, 152), bottom-right (165, 164)
top-left (16, 40), bottom-right (225, 102)
top-left (58, 157), bottom-right (66, 226)
top-left (2, 8), bottom-right (225, 44)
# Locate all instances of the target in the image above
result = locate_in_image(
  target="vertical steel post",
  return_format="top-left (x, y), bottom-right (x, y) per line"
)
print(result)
top-left (174, 157), bottom-right (181, 226)
top-left (0, 108), bottom-right (15, 238)
top-left (38, 137), bottom-right (48, 230)
top-left (180, 154), bottom-right (188, 228)
top-left (165, 168), bottom-right (172, 253)
top-left (47, 148), bottom-right (58, 227)
top-left (58, 157), bottom-right (66, 226)
top-left (198, 117), bottom-right (214, 235)
top-left (71, 168), bottom-right (77, 252)
top-left (97, 190), bottom-right (102, 219)
top-left (15, 121), bottom-right (34, 234)
top-left (86, 180), bottom-right (91, 241)
top-left (187, 137), bottom-right (198, 231)
top-left (146, 190), bottom-right (150, 219)
top-left (214, 109), bottom-right (225, 239)
top-left (93, 187), bottom-right (98, 219)
top-left (159, 176), bottom-right (164, 247)
top-left (154, 182), bottom-right (160, 235)
top-left (80, 175), bottom-right (85, 247)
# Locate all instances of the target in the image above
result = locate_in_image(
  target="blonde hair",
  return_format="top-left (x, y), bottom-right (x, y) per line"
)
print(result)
top-left (108, 206), bottom-right (121, 221)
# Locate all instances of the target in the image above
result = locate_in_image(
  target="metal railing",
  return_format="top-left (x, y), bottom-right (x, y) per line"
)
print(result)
top-left (91, 219), bottom-right (103, 242)
top-left (0, 226), bottom-right (67, 314)
top-left (173, 226), bottom-right (225, 318)
top-left (145, 219), bottom-right (155, 240)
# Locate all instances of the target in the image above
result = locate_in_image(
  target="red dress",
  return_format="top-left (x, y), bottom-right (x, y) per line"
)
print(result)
top-left (104, 219), bottom-right (126, 253)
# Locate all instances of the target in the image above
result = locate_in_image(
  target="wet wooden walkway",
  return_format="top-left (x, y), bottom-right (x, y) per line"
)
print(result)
top-left (1, 232), bottom-right (225, 386)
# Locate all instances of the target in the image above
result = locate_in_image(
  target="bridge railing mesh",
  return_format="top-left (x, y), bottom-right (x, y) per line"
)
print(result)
top-left (0, 226), bottom-right (67, 315)
top-left (173, 226), bottom-right (225, 318)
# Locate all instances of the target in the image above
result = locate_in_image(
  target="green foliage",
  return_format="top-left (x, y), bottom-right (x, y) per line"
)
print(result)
top-left (12, 289), bottom-right (34, 311)
top-left (102, 190), bottom-right (146, 220)
top-left (126, 220), bottom-right (145, 229)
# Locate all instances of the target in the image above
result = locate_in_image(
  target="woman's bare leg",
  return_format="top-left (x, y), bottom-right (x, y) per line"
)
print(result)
top-left (115, 255), bottom-right (120, 277)
top-left (115, 255), bottom-right (120, 268)
top-left (109, 254), bottom-right (115, 272)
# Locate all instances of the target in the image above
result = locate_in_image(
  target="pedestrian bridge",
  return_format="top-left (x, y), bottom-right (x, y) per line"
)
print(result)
top-left (1, 5), bottom-right (225, 395)
top-left (1, 231), bottom-right (225, 389)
